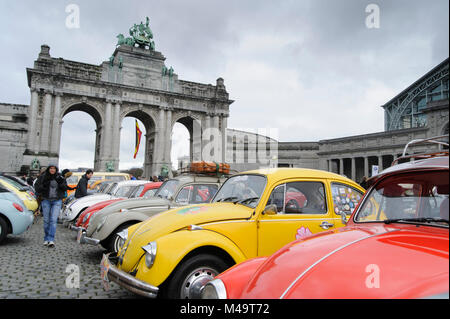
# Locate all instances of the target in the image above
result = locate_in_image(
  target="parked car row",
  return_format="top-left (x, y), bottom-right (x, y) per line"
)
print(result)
top-left (84, 165), bottom-right (363, 298)
top-left (3, 137), bottom-right (447, 299)
top-left (92, 137), bottom-right (448, 299)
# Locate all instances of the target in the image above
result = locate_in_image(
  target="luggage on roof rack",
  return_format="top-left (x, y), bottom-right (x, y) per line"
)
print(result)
top-left (189, 161), bottom-right (230, 174)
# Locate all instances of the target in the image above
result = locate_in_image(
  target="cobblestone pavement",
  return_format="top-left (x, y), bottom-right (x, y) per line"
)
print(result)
top-left (0, 215), bottom-right (142, 299)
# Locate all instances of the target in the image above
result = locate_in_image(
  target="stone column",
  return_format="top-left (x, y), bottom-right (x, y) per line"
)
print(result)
top-left (213, 114), bottom-right (220, 162)
top-left (339, 158), bottom-right (344, 175)
top-left (364, 156), bottom-right (369, 178)
top-left (103, 100), bottom-right (113, 159)
top-left (50, 92), bottom-right (62, 155)
top-left (221, 115), bottom-right (228, 163)
top-left (351, 157), bottom-right (356, 181)
top-left (201, 113), bottom-right (211, 161)
top-left (152, 107), bottom-right (164, 175)
top-left (111, 101), bottom-right (121, 170)
top-left (165, 108), bottom-right (172, 167)
top-left (378, 155), bottom-right (383, 171)
top-left (40, 90), bottom-right (53, 153)
top-left (27, 88), bottom-right (39, 153)
top-left (192, 117), bottom-right (202, 162)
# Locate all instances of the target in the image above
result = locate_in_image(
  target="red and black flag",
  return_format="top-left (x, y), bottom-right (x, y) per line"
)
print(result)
top-left (134, 120), bottom-right (142, 159)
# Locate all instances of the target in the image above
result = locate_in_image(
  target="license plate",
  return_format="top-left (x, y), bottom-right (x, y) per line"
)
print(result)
top-left (100, 254), bottom-right (110, 291)
top-left (77, 229), bottom-right (83, 244)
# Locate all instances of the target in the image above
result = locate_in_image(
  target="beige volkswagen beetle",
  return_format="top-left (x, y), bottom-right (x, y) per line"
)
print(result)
top-left (77, 174), bottom-right (226, 253)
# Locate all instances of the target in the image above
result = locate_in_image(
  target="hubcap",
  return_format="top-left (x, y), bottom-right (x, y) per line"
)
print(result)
top-left (181, 267), bottom-right (219, 299)
top-left (113, 236), bottom-right (122, 253)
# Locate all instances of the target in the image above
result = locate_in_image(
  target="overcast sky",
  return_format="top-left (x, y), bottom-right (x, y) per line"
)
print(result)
top-left (0, 0), bottom-right (448, 171)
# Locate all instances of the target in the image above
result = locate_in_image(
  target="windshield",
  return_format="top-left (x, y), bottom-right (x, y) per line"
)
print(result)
top-left (154, 179), bottom-right (180, 199)
top-left (114, 185), bottom-right (137, 198)
top-left (0, 176), bottom-right (28, 191)
top-left (213, 174), bottom-right (267, 208)
top-left (355, 170), bottom-right (449, 227)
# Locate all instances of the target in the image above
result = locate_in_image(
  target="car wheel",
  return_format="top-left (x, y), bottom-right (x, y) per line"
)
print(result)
top-left (162, 253), bottom-right (229, 299)
top-left (0, 216), bottom-right (8, 244)
top-left (108, 224), bottom-right (131, 254)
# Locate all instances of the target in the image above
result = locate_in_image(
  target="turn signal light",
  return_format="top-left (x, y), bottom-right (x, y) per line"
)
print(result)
top-left (13, 203), bottom-right (24, 212)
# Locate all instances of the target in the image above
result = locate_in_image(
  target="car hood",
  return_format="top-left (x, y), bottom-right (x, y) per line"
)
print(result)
top-left (120, 202), bottom-right (254, 271)
top-left (90, 196), bottom-right (171, 223)
top-left (239, 223), bottom-right (449, 299)
top-left (84, 198), bottom-right (124, 213)
top-left (96, 196), bottom-right (171, 216)
top-left (70, 194), bottom-right (115, 211)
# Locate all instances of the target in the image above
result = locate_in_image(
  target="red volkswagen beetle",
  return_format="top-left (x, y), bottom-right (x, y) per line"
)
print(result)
top-left (73, 182), bottom-right (162, 231)
top-left (202, 138), bottom-right (449, 299)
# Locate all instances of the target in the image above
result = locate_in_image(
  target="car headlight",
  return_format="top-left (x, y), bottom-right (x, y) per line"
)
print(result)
top-left (201, 279), bottom-right (227, 299)
top-left (116, 228), bottom-right (128, 249)
top-left (142, 242), bottom-right (157, 268)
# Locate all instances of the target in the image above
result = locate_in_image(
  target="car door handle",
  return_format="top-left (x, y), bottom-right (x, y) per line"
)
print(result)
top-left (320, 221), bottom-right (334, 230)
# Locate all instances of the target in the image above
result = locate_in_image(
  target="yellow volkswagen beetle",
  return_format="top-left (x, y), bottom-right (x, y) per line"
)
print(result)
top-left (101, 168), bottom-right (364, 298)
top-left (0, 177), bottom-right (38, 212)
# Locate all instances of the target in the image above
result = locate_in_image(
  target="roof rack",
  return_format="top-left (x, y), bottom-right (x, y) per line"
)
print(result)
top-left (176, 167), bottom-right (237, 179)
top-left (392, 134), bottom-right (449, 166)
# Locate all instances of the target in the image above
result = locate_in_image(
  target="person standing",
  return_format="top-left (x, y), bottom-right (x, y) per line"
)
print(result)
top-left (61, 169), bottom-right (77, 197)
top-left (33, 167), bottom-right (48, 217)
top-left (35, 164), bottom-right (68, 248)
top-left (74, 169), bottom-right (93, 198)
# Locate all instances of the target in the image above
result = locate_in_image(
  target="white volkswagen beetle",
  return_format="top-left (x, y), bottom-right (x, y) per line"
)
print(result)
top-left (60, 180), bottom-right (149, 225)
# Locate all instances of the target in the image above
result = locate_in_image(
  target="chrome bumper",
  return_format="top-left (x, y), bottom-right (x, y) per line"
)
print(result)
top-left (101, 253), bottom-right (159, 298)
top-left (69, 224), bottom-right (85, 232)
top-left (77, 229), bottom-right (100, 245)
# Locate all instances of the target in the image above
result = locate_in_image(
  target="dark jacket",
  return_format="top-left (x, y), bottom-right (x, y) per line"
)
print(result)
top-left (35, 167), bottom-right (68, 200)
top-left (75, 174), bottom-right (90, 198)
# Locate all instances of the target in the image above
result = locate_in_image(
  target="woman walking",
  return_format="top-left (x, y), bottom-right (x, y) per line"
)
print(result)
top-left (35, 164), bottom-right (68, 248)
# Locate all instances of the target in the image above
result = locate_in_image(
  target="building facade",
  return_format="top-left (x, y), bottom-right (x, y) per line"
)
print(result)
top-left (317, 58), bottom-right (449, 182)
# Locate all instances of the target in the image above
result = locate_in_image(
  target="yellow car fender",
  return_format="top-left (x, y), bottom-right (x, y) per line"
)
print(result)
top-left (135, 228), bottom-right (248, 287)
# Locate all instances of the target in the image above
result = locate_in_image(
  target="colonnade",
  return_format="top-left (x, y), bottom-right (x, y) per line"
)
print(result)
top-left (25, 88), bottom-right (228, 177)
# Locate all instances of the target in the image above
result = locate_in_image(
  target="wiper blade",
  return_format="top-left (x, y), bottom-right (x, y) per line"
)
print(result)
top-left (218, 196), bottom-right (238, 202)
top-left (384, 217), bottom-right (449, 225)
top-left (235, 197), bottom-right (260, 205)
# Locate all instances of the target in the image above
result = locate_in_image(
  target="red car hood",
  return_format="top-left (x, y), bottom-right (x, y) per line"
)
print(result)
top-left (239, 224), bottom-right (449, 299)
top-left (76, 198), bottom-right (124, 226)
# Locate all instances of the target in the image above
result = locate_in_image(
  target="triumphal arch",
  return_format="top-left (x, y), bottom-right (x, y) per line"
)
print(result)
top-left (24, 17), bottom-right (233, 177)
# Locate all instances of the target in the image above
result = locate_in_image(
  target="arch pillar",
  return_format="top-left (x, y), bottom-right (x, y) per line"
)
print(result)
top-left (106, 101), bottom-right (122, 171)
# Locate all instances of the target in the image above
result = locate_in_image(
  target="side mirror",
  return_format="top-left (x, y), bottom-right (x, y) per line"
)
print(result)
top-left (263, 204), bottom-right (278, 215)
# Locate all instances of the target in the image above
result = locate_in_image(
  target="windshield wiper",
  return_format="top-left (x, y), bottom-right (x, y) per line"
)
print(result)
top-left (217, 196), bottom-right (238, 202)
top-left (384, 217), bottom-right (449, 225)
top-left (234, 197), bottom-right (260, 205)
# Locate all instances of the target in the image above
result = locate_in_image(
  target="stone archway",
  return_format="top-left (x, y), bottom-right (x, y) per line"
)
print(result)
top-left (60, 101), bottom-right (104, 170)
top-left (23, 43), bottom-right (233, 174)
top-left (121, 108), bottom-right (157, 178)
top-left (171, 113), bottom-right (203, 165)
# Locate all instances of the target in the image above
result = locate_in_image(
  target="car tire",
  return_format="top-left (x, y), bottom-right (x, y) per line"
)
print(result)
top-left (0, 216), bottom-right (8, 244)
top-left (107, 224), bottom-right (132, 254)
top-left (162, 253), bottom-right (229, 299)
